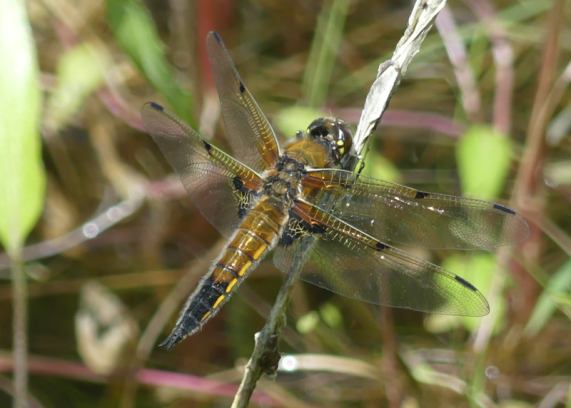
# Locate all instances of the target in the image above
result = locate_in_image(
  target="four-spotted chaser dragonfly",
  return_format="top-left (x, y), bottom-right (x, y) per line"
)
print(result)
top-left (142, 31), bottom-right (529, 349)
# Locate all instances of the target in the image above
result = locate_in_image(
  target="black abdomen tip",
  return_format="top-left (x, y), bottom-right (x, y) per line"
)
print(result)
top-left (158, 334), bottom-right (180, 350)
top-left (212, 31), bottom-right (222, 43)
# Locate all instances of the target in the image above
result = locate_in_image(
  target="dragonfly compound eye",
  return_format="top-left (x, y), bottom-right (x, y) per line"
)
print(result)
top-left (308, 117), bottom-right (353, 164)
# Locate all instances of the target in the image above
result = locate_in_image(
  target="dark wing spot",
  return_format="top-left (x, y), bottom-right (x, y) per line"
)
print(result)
top-left (454, 275), bottom-right (478, 292)
top-left (239, 81), bottom-right (246, 93)
top-left (375, 241), bottom-right (387, 251)
top-left (212, 31), bottom-right (222, 43)
top-left (202, 140), bottom-right (212, 153)
top-left (149, 102), bottom-right (164, 111)
top-left (493, 203), bottom-right (515, 215)
top-left (415, 190), bottom-right (429, 199)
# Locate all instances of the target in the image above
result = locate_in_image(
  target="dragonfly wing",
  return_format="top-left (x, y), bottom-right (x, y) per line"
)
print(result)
top-left (303, 169), bottom-right (529, 250)
top-left (274, 199), bottom-right (490, 317)
top-left (141, 102), bottom-right (263, 236)
top-left (206, 31), bottom-right (281, 173)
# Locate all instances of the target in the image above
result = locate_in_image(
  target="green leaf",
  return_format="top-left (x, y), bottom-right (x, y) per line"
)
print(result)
top-left (296, 311), bottom-right (319, 334)
top-left (45, 43), bottom-right (107, 133)
top-left (319, 303), bottom-right (343, 328)
top-left (0, 0), bottom-right (45, 257)
top-left (275, 106), bottom-right (325, 139)
top-left (106, 0), bottom-right (194, 125)
top-left (456, 125), bottom-right (512, 200)
top-left (524, 258), bottom-right (571, 337)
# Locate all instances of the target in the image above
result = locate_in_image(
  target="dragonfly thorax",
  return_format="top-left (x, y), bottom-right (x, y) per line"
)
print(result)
top-left (263, 156), bottom-right (305, 207)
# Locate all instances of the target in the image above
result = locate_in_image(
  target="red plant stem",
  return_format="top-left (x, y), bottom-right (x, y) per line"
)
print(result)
top-left (0, 353), bottom-right (275, 405)
top-left (511, 0), bottom-right (564, 321)
top-left (335, 108), bottom-right (465, 138)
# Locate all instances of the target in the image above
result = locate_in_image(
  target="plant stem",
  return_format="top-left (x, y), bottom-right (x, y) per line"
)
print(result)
top-left (11, 256), bottom-right (28, 408)
top-left (231, 237), bottom-right (313, 408)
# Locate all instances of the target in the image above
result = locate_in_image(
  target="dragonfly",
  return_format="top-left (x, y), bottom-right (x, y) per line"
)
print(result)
top-left (141, 31), bottom-right (529, 350)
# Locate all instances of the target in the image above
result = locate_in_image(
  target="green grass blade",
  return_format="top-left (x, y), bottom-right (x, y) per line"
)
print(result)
top-left (525, 258), bottom-right (571, 337)
top-left (107, 0), bottom-right (194, 125)
top-left (302, 0), bottom-right (350, 108)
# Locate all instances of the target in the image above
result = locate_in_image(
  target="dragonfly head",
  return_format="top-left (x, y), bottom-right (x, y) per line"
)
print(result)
top-left (307, 117), bottom-right (353, 165)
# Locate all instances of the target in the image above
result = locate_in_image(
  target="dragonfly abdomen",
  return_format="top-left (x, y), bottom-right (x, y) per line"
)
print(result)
top-left (160, 197), bottom-right (288, 349)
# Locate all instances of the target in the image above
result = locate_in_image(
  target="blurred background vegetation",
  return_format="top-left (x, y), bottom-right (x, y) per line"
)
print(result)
top-left (0, 0), bottom-right (570, 407)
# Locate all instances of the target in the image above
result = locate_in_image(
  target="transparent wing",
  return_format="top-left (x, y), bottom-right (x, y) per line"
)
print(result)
top-left (207, 31), bottom-right (281, 173)
top-left (141, 102), bottom-right (263, 236)
top-left (302, 169), bottom-right (529, 250)
top-left (274, 199), bottom-right (489, 316)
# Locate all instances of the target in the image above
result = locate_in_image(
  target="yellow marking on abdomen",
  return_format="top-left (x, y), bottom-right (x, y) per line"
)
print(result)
top-left (212, 294), bottom-right (225, 309)
top-left (217, 248), bottom-right (253, 278)
top-left (225, 278), bottom-right (238, 293)
top-left (229, 229), bottom-right (269, 261)
top-left (165, 197), bottom-right (289, 342)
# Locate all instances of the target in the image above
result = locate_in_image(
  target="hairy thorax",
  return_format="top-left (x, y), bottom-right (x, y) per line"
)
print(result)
top-left (262, 139), bottom-right (331, 210)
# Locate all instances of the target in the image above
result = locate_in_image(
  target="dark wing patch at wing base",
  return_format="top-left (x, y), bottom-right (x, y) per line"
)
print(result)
top-left (279, 211), bottom-right (327, 247)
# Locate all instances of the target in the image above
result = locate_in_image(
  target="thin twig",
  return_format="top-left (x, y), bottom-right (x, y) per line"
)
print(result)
top-left (231, 238), bottom-right (313, 408)
top-left (231, 1), bottom-right (447, 406)
top-left (0, 174), bottom-right (186, 275)
top-left (11, 256), bottom-right (27, 408)
top-left (0, 194), bottom-right (144, 272)
top-left (465, 0), bottom-right (515, 135)
top-left (435, 6), bottom-right (482, 123)
top-left (473, 0), bottom-right (565, 350)
top-left (0, 376), bottom-right (43, 408)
